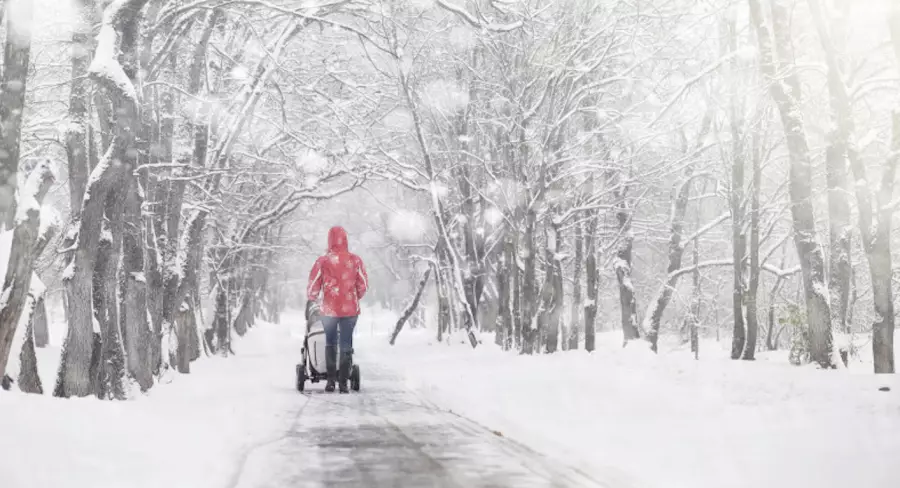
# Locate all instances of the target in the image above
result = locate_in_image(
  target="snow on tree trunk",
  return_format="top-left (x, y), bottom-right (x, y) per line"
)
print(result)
top-left (689, 238), bottom-right (701, 360)
top-left (122, 179), bottom-right (151, 390)
top-left (808, 0), bottom-right (854, 342)
top-left (0, 161), bottom-right (55, 385)
top-left (0, 0), bottom-right (33, 229)
top-left (749, 0), bottom-right (834, 368)
top-left (56, 0), bottom-right (152, 398)
top-left (614, 188), bottom-right (640, 344)
top-left (94, 209), bottom-right (128, 399)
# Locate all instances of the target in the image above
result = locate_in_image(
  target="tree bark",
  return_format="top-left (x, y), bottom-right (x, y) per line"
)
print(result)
top-left (0, 162), bottom-right (55, 384)
top-left (689, 238), bottom-right (701, 359)
top-left (122, 178), bottom-right (151, 390)
top-left (56, 0), bottom-right (152, 398)
top-left (614, 186), bottom-right (640, 344)
top-left (16, 287), bottom-right (43, 394)
top-left (33, 295), bottom-right (48, 348)
top-left (723, 13), bottom-right (747, 360)
top-left (644, 168), bottom-right (694, 352)
top-left (569, 218), bottom-right (583, 350)
top-left (749, 0), bottom-right (834, 368)
top-left (742, 137), bottom-right (762, 360)
top-left (390, 268), bottom-right (432, 345)
top-left (808, 0), bottom-right (854, 339)
top-left (520, 209), bottom-right (537, 353)
top-left (0, 0), bottom-right (34, 229)
top-left (65, 0), bottom-right (97, 213)
top-left (584, 211), bottom-right (599, 352)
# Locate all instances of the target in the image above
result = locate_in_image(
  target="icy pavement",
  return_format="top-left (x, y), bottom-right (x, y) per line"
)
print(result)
top-left (231, 361), bottom-right (606, 488)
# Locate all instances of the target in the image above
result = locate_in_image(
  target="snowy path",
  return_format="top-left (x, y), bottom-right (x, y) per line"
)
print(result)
top-left (231, 360), bottom-right (606, 488)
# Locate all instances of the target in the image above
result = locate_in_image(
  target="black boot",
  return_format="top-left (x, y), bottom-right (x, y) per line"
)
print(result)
top-left (324, 345), bottom-right (337, 392)
top-left (338, 349), bottom-right (352, 393)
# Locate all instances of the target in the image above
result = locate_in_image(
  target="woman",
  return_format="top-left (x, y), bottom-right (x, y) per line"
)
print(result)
top-left (306, 226), bottom-right (368, 393)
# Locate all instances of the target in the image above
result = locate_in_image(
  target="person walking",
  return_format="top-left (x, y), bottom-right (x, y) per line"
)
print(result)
top-left (306, 226), bottom-right (368, 393)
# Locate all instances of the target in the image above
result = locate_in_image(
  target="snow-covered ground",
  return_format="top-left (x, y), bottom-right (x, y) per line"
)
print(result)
top-left (365, 308), bottom-right (900, 488)
top-left (3, 306), bottom-right (898, 488)
top-left (1, 318), bottom-right (310, 488)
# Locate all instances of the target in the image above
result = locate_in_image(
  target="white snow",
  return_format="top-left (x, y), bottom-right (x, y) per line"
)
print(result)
top-left (296, 148), bottom-right (329, 174)
top-left (0, 319), bottom-right (309, 488)
top-left (371, 321), bottom-right (900, 488)
top-left (87, 1), bottom-right (138, 103)
top-left (4, 308), bottom-right (897, 488)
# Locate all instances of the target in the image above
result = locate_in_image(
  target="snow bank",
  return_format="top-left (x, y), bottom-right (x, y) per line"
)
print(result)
top-left (0, 319), bottom-right (309, 488)
top-left (365, 327), bottom-right (900, 488)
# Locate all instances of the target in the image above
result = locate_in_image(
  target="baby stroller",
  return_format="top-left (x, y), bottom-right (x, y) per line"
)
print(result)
top-left (295, 302), bottom-right (360, 392)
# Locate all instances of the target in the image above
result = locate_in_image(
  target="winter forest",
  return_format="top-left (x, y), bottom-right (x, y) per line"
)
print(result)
top-left (0, 0), bottom-right (898, 486)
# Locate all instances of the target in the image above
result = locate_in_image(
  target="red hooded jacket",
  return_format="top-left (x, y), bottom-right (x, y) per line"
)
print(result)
top-left (306, 226), bottom-right (369, 317)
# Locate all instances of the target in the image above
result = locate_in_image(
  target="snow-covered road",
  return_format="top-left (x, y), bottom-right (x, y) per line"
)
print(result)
top-left (230, 359), bottom-right (606, 488)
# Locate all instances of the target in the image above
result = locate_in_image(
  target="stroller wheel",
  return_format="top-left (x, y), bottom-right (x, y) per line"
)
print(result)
top-left (296, 364), bottom-right (306, 392)
top-left (350, 364), bottom-right (360, 392)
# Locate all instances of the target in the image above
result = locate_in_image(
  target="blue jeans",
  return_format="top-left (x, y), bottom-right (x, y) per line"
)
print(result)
top-left (321, 316), bottom-right (357, 352)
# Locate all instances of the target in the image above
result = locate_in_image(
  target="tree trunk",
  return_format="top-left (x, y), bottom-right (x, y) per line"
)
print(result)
top-left (212, 282), bottom-right (230, 356)
top-left (0, 0), bottom-right (34, 229)
top-left (0, 163), bottom-right (54, 384)
top-left (512, 237), bottom-right (522, 349)
top-left (614, 190), bottom-right (639, 344)
top-left (749, 0), bottom-right (834, 368)
top-left (547, 219), bottom-right (564, 354)
top-left (724, 13), bottom-right (747, 360)
top-left (65, 0), bottom-right (97, 213)
top-left (122, 179), bottom-right (151, 390)
top-left (16, 286), bottom-right (44, 394)
top-left (390, 268), bottom-right (432, 345)
top-left (520, 209), bottom-right (537, 353)
top-left (56, 0), bottom-right (152, 397)
top-left (33, 296), bottom-right (48, 348)
top-left (569, 218), bottom-right (583, 350)
top-left (742, 137), bottom-right (762, 360)
top-left (584, 215), bottom-right (598, 352)
top-left (644, 169), bottom-right (693, 352)
top-left (689, 238), bottom-right (701, 360)
top-left (94, 190), bottom-right (128, 400)
top-left (808, 0), bottom-right (854, 340)
top-left (175, 301), bottom-right (192, 373)
top-left (766, 276), bottom-right (785, 351)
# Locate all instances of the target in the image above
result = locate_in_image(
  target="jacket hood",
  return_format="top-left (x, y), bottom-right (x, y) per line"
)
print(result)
top-left (327, 226), bottom-right (349, 253)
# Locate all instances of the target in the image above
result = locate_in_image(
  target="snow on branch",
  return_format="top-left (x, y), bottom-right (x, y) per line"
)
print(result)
top-left (667, 260), bottom-right (801, 281)
top-left (235, 177), bottom-right (364, 246)
top-left (436, 0), bottom-right (524, 32)
top-left (88, 0), bottom-right (151, 105)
